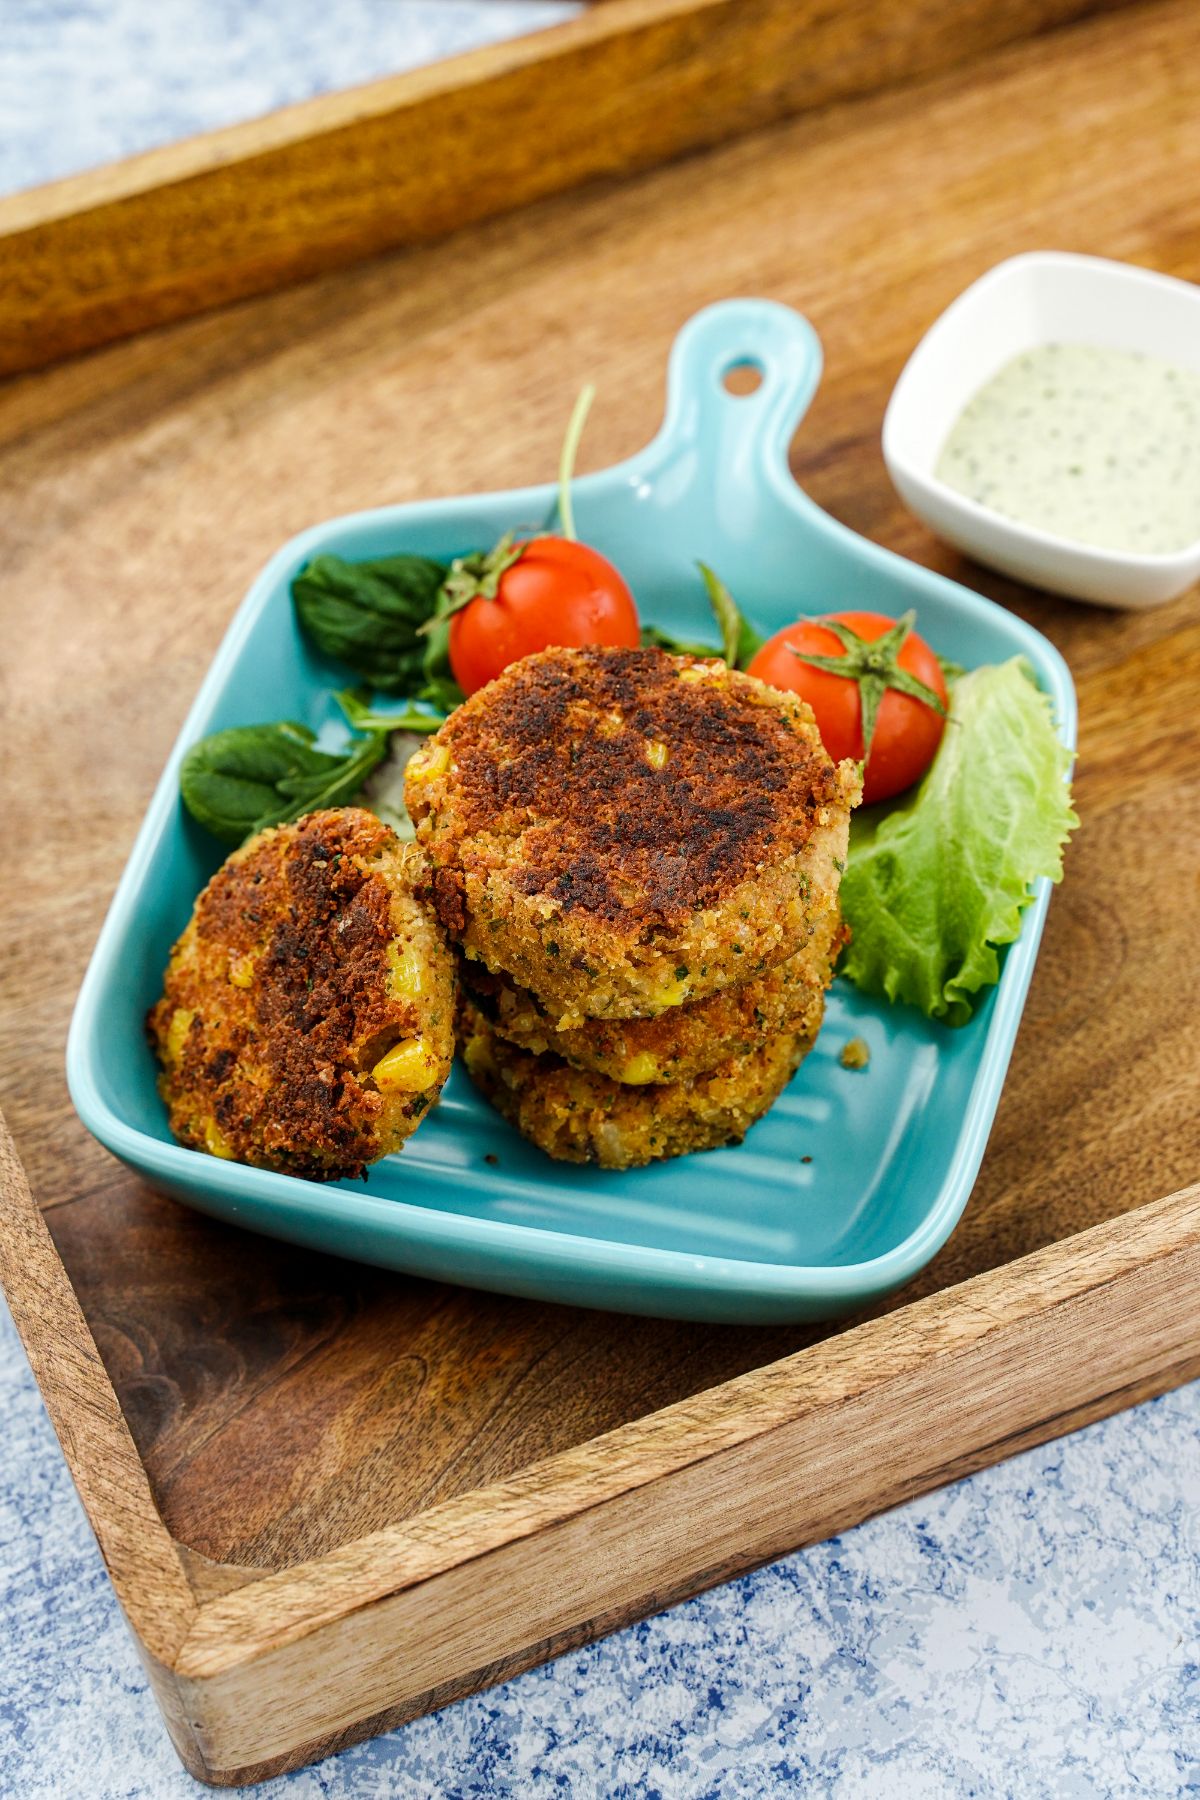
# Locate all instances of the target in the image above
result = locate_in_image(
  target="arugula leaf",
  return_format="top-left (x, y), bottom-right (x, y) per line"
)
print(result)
top-left (421, 672), bottom-right (467, 712)
top-left (334, 689), bottom-right (447, 736)
top-left (639, 569), bottom-right (765, 668)
top-left (292, 553), bottom-right (448, 693)
top-left (697, 563), bottom-right (764, 669)
top-left (179, 721), bottom-right (388, 845)
top-left (640, 623), bottom-right (721, 658)
top-left (839, 658), bottom-right (1077, 1025)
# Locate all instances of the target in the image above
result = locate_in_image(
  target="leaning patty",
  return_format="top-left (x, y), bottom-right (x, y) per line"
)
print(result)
top-left (458, 994), bottom-right (815, 1168)
top-left (147, 807), bottom-right (455, 1181)
top-left (461, 901), bottom-right (846, 1084)
top-left (406, 645), bottom-right (860, 1024)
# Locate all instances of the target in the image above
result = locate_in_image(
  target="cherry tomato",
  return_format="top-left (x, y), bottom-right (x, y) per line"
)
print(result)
top-left (747, 610), bottom-right (948, 804)
top-left (448, 536), bottom-right (640, 696)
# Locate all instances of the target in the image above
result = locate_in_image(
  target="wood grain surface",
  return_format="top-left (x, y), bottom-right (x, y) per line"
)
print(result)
top-left (6, 1115), bottom-right (1199, 1782)
top-left (0, 1117), bottom-right (193, 1665)
top-left (166, 1185), bottom-right (1200, 1777)
top-left (4, 0), bottom-right (1199, 1569)
top-left (2, 0), bottom-right (1200, 1780)
top-left (0, 0), bottom-right (1132, 377)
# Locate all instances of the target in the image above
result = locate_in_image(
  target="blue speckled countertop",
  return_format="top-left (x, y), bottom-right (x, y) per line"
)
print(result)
top-left (2, 1), bottom-right (581, 195)
top-left (4, 1299), bottom-right (1199, 1797)
top-left (3, 6), bottom-right (1199, 1794)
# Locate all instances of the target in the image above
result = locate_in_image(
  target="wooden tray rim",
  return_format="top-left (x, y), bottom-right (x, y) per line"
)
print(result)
top-left (5, 8), bottom-right (1198, 1770)
top-left (0, 0), bottom-right (1142, 379)
top-left (5, 1108), bottom-right (1198, 1684)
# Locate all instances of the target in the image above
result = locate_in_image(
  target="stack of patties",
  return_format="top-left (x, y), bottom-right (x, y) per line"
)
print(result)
top-left (405, 645), bottom-right (861, 1169)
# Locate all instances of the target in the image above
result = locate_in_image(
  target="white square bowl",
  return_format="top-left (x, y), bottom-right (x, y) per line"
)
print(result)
top-left (882, 251), bottom-right (1200, 608)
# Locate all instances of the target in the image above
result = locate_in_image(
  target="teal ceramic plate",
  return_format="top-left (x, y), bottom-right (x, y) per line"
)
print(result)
top-left (67, 300), bottom-right (1076, 1325)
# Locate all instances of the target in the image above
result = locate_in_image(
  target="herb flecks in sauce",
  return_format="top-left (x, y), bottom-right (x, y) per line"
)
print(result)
top-left (936, 342), bottom-right (1200, 554)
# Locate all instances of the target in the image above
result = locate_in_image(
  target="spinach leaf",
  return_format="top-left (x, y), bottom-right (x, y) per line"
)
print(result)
top-left (292, 553), bottom-right (448, 693)
top-left (418, 613), bottom-right (465, 711)
top-left (179, 721), bottom-right (388, 845)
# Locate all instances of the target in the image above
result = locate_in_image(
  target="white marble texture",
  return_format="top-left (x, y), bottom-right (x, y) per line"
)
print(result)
top-left (3, 6), bottom-right (1199, 1794)
top-left (2, 1294), bottom-right (1199, 1797)
top-left (2, 1), bottom-right (581, 196)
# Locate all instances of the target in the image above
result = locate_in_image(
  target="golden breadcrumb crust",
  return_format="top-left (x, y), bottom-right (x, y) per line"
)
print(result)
top-left (406, 645), bottom-right (860, 1025)
top-left (462, 901), bottom-right (847, 1083)
top-left (147, 808), bottom-right (454, 1181)
top-left (458, 993), bottom-right (816, 1169)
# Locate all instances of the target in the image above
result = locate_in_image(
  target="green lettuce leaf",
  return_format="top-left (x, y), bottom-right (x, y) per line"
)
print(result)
top-left (839, 657), bottom-right (1077, 1025)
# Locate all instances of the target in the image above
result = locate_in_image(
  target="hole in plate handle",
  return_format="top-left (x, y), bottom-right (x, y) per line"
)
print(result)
top-left (721, 358), bottom-right (765, 397)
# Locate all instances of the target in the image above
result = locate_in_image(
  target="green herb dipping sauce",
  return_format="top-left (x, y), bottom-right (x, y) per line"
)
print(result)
top-left (935, 342), bottom-right (1200, 554)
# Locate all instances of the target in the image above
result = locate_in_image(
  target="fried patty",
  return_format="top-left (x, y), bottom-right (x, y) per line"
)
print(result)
top-left (459, 994), bottom-right (814, 1168)
top-left (147, 808), bottom-right (454, 1181)
top-left (461, 901), bottom-right (846, 1083)
top-left (406, 645), bottom-right (860, 1025)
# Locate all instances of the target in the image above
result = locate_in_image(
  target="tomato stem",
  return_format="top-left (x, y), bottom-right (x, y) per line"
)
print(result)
top-left (785, 609), bottom-right (947, 766)
top-left (420, 532), bottom-right (523, 633)
top-left (421, 383), bottom-right (597, 642)
top-left (557, 383), bottom-right (595, 543)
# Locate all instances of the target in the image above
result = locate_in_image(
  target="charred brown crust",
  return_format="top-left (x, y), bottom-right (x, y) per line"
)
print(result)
top-left (410, 646), bottom-right (843, 930)
top-left (147, 808), bottom-right (453, 1181)
top-left (431, 866), bottom-right (468, 937)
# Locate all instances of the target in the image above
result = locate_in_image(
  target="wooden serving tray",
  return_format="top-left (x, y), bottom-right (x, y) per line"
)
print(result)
top-left (0, 0), bottom-right (1132, 377)
top-left (2, 0), bottom-right (1199, 1783)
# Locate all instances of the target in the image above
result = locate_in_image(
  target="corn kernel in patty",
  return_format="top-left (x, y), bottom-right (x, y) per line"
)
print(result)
top-left (372, 1036), bottom-right (442, 1093)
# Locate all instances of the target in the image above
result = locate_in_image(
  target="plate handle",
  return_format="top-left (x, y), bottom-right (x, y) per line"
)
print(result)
top-left (656, 298), bottom-right (823, 485)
